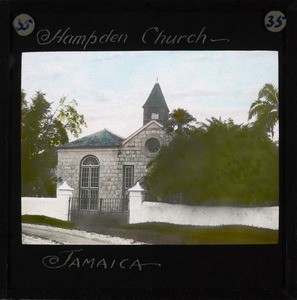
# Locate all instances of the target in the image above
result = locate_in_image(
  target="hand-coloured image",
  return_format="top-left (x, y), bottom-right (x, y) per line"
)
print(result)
top-left (21, 51), bottom-right (279, 245)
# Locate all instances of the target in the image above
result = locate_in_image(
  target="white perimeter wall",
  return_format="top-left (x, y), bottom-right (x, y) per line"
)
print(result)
top-left (22, 197), bottom-right (70, 221)
top-left (129, 186), bottom-right (278, 230)
top-left (22, 182), bottom-right (74, 221)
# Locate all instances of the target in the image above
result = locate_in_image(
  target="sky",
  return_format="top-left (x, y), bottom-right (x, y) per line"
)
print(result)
top-left (22, 51), bottom-right (278, 141)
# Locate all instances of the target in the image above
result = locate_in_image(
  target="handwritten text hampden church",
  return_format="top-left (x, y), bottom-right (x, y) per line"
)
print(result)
top-left (36, 26), bottom-right (229, 49)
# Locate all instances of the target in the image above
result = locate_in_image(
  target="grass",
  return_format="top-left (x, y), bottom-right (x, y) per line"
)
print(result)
top-left (22, 215), bottom-right (278, 244)
top-left (22, 215), bottom-right (76, 229)
top-left (115, 223), bottom-right (278, 244)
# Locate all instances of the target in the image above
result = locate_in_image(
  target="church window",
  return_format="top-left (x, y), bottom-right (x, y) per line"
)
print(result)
top-left (151, 112), bottom-right (159, 120)
top-left (123, 165), bottom-right (134, 212)
top-left (145, 138), bottom-right (160, 153)
top-left (80, 155), bottom-right (100, 210)
top-left (123, 165), bottom-right (134, 190)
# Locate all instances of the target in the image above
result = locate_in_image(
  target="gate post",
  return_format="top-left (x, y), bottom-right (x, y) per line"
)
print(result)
top-left (57, 181), bottom-right (74, 221)
top-left (128, 182), bottom-right (144, 224)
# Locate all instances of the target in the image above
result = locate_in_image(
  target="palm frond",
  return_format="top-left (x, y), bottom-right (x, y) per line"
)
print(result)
top-left (258, 84), bottom-right (278, 106)
top-left (248, 83), bottom-right (279, 139)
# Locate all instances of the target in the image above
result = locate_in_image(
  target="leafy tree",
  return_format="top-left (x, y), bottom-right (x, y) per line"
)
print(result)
top-left (248, 83), bottom-right (278, 138)
top-left (21, 91), bottom-right (86, 196)
top-left (165, 108), bottom-right (197, 135)
top-left (144, 117), bottom-right (278, 206)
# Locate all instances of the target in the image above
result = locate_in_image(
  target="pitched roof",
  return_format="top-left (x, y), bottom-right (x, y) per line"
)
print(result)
top-left (142, 83), bottom-right (169, 111)
top-left (58, 129), bottom-right (124, 149)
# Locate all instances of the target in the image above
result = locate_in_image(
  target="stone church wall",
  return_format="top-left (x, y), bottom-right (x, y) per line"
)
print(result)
top-left (57, 148), bottom-right (122, 199)
top-left (56, 122), bottom-right (171, 201)
top-left (120, 122), bottom-right (171, 185)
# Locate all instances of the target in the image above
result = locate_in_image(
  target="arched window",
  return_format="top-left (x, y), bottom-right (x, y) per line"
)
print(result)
top-left (80, 155), bottom-right (100, 210)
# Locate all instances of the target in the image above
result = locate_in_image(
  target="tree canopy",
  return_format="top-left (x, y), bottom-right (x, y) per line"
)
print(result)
top-left (248, 83), bottom-right (278, 139)
top-left (21, 91), bottom-right (86, 196)
top-left (165, 108), bottom-right (196, 135)
top-left (144, 117), bottom-right (278, 206)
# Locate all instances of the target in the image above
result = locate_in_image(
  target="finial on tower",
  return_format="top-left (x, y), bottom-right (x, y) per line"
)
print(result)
top-left (156, 76), bottom-right (158, 83)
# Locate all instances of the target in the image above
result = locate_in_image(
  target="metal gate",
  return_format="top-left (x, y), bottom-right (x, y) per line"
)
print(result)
top-left (70, 197), bottom-right (129, 212)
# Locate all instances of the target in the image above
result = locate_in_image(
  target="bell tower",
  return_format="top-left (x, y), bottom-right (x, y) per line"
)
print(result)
top-left (142, 82), bottom-right (169, 126)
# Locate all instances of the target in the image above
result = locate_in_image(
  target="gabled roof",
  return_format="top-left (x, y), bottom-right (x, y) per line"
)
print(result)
top-left (58, 129), bottom-right (124, 149)
top-left (142, 83), bottom-right (169, 111)
top-left (122, 120), bottom-right (164, 146)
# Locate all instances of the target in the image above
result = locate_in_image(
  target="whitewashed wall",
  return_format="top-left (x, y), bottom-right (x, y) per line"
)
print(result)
top-left (129, 184), bottom-right (279, 230)
top-left (22, 182), bottom-right (73, 221)
top-left (22, 197), bottom-right (69, 221)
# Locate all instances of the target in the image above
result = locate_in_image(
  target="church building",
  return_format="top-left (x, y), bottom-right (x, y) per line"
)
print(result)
top-left (56, 82), bottom-right (171, 212)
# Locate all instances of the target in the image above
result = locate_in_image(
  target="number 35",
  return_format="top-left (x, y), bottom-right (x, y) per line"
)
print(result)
top-left (266, 15), bottom-right (285, 28)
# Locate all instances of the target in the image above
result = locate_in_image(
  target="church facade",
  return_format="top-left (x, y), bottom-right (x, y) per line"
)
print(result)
top-left (56, 83), bottom-right (171, 212)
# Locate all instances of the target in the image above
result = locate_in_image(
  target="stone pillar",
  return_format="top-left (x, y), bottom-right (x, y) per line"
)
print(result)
top-left (128, 182), bottom-right (144, 224)
top-left (57, 181), bottom-right (74, 221)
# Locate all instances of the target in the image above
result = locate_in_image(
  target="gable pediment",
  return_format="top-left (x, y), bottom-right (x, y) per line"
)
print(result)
top-left (121, 120), bottom-right (165, 147)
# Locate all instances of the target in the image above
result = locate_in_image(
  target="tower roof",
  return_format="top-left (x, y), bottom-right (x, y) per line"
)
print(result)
top-left (142, 83), bottom-right (169, 111)
top-left (58, 129), bottom-right (124, 149)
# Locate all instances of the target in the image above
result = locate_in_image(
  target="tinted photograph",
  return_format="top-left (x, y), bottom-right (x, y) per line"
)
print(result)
top-left (21, 51), bottom-right (279, 245)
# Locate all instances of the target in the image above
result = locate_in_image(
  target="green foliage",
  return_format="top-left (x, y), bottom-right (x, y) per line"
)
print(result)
top-left (22, 215), bottom-right (76, 229)
top-left (144, 117), bottom-right (278, 206)
top-left (248, 83), bottom-right (278, 139)
top-left (21, 91), bottom-right (86, 196)
top-left (165, 108), bottom-right (197, 135)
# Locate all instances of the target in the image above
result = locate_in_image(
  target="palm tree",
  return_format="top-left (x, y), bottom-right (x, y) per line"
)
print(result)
top-left (165, 108), bottom-right (197, 135)
top-left (248, 83), bottom-right (278, 138)
top-left (199, 117), bottom-right (240, 131)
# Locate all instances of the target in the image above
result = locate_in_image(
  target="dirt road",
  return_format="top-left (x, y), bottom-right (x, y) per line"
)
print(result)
top-left (22, 223), bottom-right (145, 245)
